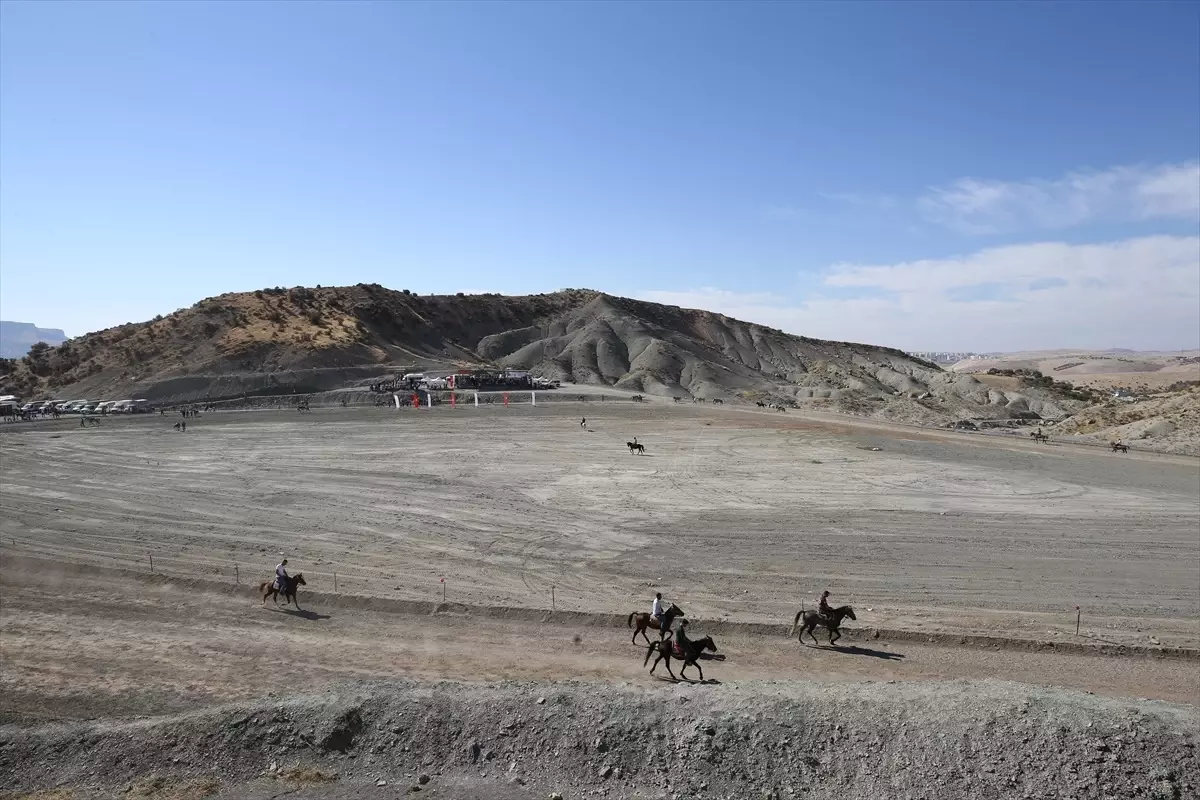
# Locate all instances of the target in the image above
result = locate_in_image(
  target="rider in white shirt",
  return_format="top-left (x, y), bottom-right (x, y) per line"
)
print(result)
top-left (651, 593), bottom-right (664, 625)
top-left (276, 559), bottom-right (290, 591)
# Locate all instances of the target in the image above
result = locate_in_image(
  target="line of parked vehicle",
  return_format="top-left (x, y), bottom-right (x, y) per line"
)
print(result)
top-left (19, 398), bottom-right (152, 415)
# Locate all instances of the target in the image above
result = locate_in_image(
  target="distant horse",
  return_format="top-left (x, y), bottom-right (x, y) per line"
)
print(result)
top-left (80, 416), bottom-right (101, 428)
top-left (259, 573), bottom-right (307, 609)
top-left (627, 437), bottom-right (645, 455)
top-left (630, 395), bottom-right (644, 403)
top-left (712, 399), bottom-right (723, 405)
top-left (673, 397), bottom-right (682, 403)
top-left (1030, 431), bottom-right (1049, 443)
top-left (791, 605), bottom-right (857, 646)
top-left (644, 634), bottom-right (718, 681)
top-left (297, 399), bottom-right (311, 412)
top-left (1111, 442), bottom-right (1129, 453)
top-left (693, 398), bottom-right (705, 403)
top-left (756, 401), bottom-right (767, 408)
top-left (627, 603), bottom-right (685, 643)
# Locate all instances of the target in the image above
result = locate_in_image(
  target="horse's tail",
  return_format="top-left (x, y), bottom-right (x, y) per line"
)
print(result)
top-left (790, 609), bottom-right (803, 637)
top-left (258, 581), bottom-right (270, 593)
top-left (643, 642), bottom-right (657, 667)
top-left (627, 612), bottom-right (637, 629)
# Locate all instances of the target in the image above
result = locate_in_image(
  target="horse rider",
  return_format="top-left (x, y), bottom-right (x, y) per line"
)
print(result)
top-left (818, 590), bottom-right (834, 620)
top-left (275, 559), bottom-right (290, 593)
top-left (672, 617), bottom-right (691, 656)
top-left (650, 592), bottom-right (665, 629)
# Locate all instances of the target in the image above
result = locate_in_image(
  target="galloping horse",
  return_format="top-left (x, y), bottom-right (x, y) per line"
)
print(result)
top-left (791, 605), bottom-right (857, 646)
top-left (259, 573), bottom-right (307, 609)
top-left (644, 634), bottom-right (718, 681)
top-left (627, 437), bottom-right (645, 455)
top-left (1111, 442), bottom-right (1129, 453)
top-left (627, 603), bottom-right (684, 643)
top-left (1030, 431), bottom-right (1049, 443)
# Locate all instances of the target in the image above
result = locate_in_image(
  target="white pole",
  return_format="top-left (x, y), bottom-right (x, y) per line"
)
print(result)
top-left (427, 393), bottom-right (432, 409)
top-left (393, 393), bottom-right (400, 409)
top-left (531, 391), bottom-right (536, 407)
top-left (474, 393), bottom-right (479, 408)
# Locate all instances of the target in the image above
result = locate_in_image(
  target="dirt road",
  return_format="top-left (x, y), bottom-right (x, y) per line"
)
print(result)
top-left (2, 556), bottom-right (1197, 726)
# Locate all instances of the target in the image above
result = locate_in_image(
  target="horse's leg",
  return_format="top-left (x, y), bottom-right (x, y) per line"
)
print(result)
top-left (649, 651), bottom-right (661, 675)
top-left (692, 660), bottom-right (704, 682)
top-left (805, 624), bottom-right (820, 646)
top-left (829, 626), bottom-right (840, 645)
top-left (663, 655), bottom-right (676, 681)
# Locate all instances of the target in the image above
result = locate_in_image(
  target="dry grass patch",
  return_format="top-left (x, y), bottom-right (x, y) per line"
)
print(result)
top-left (121, 775), bottom-right (220, 800)
top-left (0, 790), bottom-right (76, 800)
top-left (277, 765), bottom-right (338, 786)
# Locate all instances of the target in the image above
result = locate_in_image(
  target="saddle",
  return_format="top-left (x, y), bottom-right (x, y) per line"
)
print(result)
top-left (672, 641), bottom-right (684, 658)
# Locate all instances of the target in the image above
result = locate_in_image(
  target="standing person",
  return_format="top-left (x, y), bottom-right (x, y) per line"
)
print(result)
top-left (181, 420), bottom-right (186, 432)
top-left (275, 559), bottom-right (290, 593)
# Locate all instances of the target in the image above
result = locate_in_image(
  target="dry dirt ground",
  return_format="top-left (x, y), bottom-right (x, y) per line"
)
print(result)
top-left (2, 403), bottom-right (1198, 798)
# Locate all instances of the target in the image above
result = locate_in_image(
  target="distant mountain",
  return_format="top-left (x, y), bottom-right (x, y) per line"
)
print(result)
top-left (0, 286), bottom-right (1091, 424)
top-left (0, 321), bottom-right (67, 359)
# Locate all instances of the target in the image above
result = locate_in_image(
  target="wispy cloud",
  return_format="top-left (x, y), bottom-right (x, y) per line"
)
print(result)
top-left (638, 235), bottom-right (1200, 352)
top-left (916, 162), bottom-right (1200, 234)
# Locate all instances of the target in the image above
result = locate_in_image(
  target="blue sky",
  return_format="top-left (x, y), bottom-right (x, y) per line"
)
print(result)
top-left (2, 1), bottom-right (1197, 351)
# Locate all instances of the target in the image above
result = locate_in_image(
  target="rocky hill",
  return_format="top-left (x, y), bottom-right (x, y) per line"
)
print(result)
top-left (0, 285), bottom-right (1089, 422)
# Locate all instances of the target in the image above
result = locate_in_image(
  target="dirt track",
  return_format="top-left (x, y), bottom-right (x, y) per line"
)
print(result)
top-left (2, 404), bottom-right (1197, 644)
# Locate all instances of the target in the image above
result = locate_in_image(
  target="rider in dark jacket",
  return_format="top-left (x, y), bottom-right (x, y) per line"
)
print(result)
top-left (818, 590), bottom-right (833, 619)
top-left (672, 618), bottom-right (691, 655)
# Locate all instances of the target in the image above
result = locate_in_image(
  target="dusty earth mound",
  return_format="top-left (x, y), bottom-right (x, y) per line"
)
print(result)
top-left (1, 680), bottom-right (1195, 800)
top-left (952, 350), bottom-right (1200, 392)
top-left (1051, 385), bottom-right (1200, 455)
top-left (0, 287), bottom-right (1090, 423)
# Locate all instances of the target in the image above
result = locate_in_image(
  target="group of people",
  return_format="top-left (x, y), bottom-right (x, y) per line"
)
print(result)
top-left (648, 589), bottom-right (838, 652)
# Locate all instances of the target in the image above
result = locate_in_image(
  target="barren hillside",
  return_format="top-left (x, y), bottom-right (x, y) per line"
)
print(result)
top-left (0, 286), bottom-right (1091, 422)
top-left (1050, 385), bottom-right (1200, 455)
top-left (952, 349), bottom-right (1200, 391)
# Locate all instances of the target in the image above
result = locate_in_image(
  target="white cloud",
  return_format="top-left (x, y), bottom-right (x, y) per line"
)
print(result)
top-left (916, 162), bottom-right (1200, 234)
top-left (637, 235), bottom-right (1200, 352)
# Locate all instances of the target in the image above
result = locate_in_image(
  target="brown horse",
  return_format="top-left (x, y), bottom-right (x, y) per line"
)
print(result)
top-left (627, 603), bottom-right (684, 643)
top-left (791, 605), bottom-right (856, 645)
top-left (644, 634), bottom-right (717, 681)
top-left (259, 573), bottom-right (306, 609)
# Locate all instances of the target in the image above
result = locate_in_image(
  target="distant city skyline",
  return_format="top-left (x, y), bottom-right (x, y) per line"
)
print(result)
top-left (2, 2), bottom-right (1197, 352)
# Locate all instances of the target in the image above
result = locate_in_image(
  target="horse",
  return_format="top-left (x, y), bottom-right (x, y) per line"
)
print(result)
top-left (673, 397), bottom-right (682, 403)
top-left (1111, 442), bottom-right (1129, 453)
top-left (644, 634), bottom-right (717, 681)
top-left (712, 399), bottom-right (723, 405)
top-left (1030, 431), bottom-right (1049, 443)
top-left (627, 438), bottom-right (645, 455)
top-left (630, 395), bottom-right (644, 403)
top-left (81, 416), bottom-right (101, 428)
top-left (791, 605), bottom-right (857, 646)
top-left (259, 573), bottom-right (307, 609)
top-left (627, 603), bottom-right (685, 643)
top-left (756, 401), bottom-right (766, 408)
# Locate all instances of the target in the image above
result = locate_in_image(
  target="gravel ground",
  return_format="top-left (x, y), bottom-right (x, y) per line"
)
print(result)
top-left (2, 679), bottom-right (1196, 800)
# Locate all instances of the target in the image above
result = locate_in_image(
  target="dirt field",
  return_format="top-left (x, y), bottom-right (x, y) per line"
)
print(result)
top-left (3, 402), bottom-right (1199, 798)
top-left (3, 404), bottom-right (1197, 640)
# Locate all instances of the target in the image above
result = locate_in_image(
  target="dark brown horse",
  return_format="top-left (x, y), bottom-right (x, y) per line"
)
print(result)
top-left (791, 605), bottom-right (856, 645)
top-left (259, 573), bottom-right (306, 609)
top-left (644, 634), bottom-right (717, 681)
top-left (627, 603), bottom-right (684, 643)
top-left (1111, 442), bottom-right (1129, 453)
